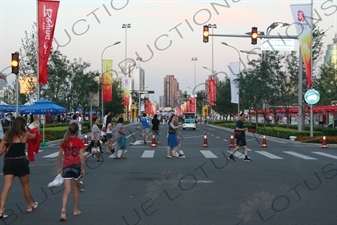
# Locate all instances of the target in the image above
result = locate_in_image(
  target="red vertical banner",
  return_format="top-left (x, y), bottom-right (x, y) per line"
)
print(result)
top-left (38, 0), bottom-right (60, 84)
top-left (208, 79), bottom-right (216, 107)
top-left (102, 60), bottom-right (113, 102)
top-left (190, 97), bottom-right (196, 113)
top-left (145, 99), bottom-right (150, 115)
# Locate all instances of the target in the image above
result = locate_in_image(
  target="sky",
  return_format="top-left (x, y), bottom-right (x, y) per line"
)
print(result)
top-left (1, 0), bottom-right (337, 103)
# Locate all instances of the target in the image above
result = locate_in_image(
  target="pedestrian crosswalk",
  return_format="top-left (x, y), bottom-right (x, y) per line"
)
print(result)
top-left (36, 148), bottom-right (337, 161)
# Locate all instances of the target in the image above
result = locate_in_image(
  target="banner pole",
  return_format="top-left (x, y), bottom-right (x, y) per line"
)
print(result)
top-left (37, 0), bottom-right (40, 102)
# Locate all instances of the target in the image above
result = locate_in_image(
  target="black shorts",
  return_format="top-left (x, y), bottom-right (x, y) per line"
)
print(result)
top-left (236, 138), bottom-right (247, 147)
top-left (3, 158), bottom-right (30, 177)
top-left (62, 164), bottom-right (81, 180)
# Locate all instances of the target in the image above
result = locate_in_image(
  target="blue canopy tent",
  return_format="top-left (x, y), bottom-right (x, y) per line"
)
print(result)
top-left (20, 99), bottom-right (68, 146)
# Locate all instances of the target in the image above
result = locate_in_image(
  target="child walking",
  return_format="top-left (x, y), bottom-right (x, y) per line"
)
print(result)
top-left (57, 122), bottom-right (85, 221)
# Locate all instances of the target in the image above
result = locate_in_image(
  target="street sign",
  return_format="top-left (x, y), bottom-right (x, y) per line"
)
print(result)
top-left (138, 90), bottom-right (155, 94)
top-left (261, 38), bottom-right (295, 51)
top-left (304, 89), bottom-right (320, 105)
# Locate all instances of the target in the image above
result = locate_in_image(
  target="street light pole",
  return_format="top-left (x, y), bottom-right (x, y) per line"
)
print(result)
top-left (100, 41), bottom-right (121, 117)
top-left (208, 24), bottom-right (217, 80)
top-left (191, 57), bottom-right (197, 89)
top-left (122, 23), bottom-right (131, 76)
top-left (221, 42), bottom-right (241, 115)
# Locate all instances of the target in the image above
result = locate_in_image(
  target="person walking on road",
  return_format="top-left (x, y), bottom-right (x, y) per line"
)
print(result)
top-left (151, 114), bottom-right (160, 144)
top-left (90, 118), bottom-right (103, 162)
top-left (166, 115), bottom-right (183, 158)
top-left (139, 113), bottom-right (150, 145)
top-left (229, 113), bottom-right (251, 162)
top-left (57, 122), bottom-right (85, 221)
top-left (105, 115), bottom-right (115, 154)
top-left (113, 117), bottom-right (127, 159)
top-left (0, 117), bottom-right (38, 219)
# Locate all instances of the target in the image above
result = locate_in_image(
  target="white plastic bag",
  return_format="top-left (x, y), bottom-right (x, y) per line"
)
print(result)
top-left (48, 174), bottom-right (64, 188)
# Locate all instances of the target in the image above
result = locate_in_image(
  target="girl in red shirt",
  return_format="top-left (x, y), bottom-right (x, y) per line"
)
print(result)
top-left (57, 122), bottom-right (85, 221)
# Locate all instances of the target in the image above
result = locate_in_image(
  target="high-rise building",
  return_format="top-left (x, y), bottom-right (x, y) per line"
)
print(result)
top-left (130, 66), bottom-right (145, 91)
top-left (163, 75), bottom-right (181, 108)
top-left (159, 96), bottom-right (164, 107)
top-left (324, 33), bottom-right (337, 64)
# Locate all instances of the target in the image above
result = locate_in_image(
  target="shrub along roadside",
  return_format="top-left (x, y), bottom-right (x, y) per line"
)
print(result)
top-left (208, 121), bottom-right (336, 144)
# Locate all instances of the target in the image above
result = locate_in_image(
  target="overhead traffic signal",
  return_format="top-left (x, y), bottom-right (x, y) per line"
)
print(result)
top-left (251, 27), bottom-right (258, 45)
top-left (11, 52), bottom-right (19, 75)
top-left (203, 25), bottom-right (209, 43)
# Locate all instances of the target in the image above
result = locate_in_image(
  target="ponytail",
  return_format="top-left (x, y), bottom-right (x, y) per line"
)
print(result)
top-left (60, 129), bottom-right (71, 145)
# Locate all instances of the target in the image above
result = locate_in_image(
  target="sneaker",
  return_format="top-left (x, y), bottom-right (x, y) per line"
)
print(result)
top-left (244, 156), bottom-right (252, 162)
top-left (78, 181), bottom-right (85, 192)
top-left (179, 154), bottom-right (184, 157)
top-left (229, 154), bottom-right (236, 162)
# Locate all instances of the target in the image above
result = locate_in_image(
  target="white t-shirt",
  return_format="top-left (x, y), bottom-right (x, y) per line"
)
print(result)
top-left (106, 123), bottom-right (113, 134)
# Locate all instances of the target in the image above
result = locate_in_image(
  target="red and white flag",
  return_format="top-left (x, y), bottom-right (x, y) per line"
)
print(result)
top-left (38, 0), bottom-right (60, 84)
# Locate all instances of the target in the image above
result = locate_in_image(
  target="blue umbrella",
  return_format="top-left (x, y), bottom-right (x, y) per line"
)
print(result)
top-left (20, 99), bottom-right (68, 115)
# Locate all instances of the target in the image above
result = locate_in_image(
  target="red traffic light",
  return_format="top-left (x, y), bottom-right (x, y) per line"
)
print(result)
top-left (203, 25), bottom-right (209, 43)
top-left (251, 27), bottom-right (258, 45)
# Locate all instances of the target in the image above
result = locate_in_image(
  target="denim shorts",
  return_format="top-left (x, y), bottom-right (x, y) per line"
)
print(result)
top-left (62, 164), bottom-right (82, 180)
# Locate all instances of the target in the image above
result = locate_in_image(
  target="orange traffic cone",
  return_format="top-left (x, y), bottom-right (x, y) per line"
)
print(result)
top-left (229, 134), bottom-right (235, 148)
top-left (151, 134), bottom-right (157, 148)
top-left (261, 135), bottom-right (268, 148)
top-left (83, 134), bottom-right (88, 146)
top-left (321, 136), bottom-right (328, 148)
top-left (203, 133), bottom-right (208, 147)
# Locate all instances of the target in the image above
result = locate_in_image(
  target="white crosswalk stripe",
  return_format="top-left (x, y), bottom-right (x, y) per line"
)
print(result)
top-left (42, 152), bottom-right (59, 158)
top-left (283, 151), bottom-right (317, 160)
top-left (227, 150), bottom-right (245, 158)
top-left (200, 150), bottom-right (218, 158)
top-left (311, 152), bottom-right (337, 159)
top-left (255, 151), bottom-right (283, 159)
top-left (38, 149), bottom-right (334, 161)
top-left (142, 150), bottom-right (155, 158)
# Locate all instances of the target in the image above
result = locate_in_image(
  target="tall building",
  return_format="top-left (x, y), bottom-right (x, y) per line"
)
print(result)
top-left (324, 33), bottom-right (337, 64)
top-left (159, 95), bottom-right (164, 107)
top-left (130, 67), bottom-right (145, 91)
top-left (163, 75), bottom-right (180, 108)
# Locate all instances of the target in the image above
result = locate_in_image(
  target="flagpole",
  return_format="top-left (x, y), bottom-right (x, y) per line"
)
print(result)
top-left (37, 0), bottom-right (40, 102)
top-left (310, 0), bottom-right (314, 136)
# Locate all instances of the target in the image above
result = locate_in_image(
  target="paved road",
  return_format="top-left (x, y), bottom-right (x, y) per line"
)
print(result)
top-left (0, 123), bottom-right (336, 225)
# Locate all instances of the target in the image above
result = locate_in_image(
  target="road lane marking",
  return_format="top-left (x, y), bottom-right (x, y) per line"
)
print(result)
top-left (311, 152), bottom-right (337, 159)
top-left (42, 152), bottom-right (59, 158)
top-left (141, 150), bottom-right (155, 158)
top-left (283, 151), bottom-right (317, 160)
top-left (255, 151), bottom-right (283, 159)
top-left (227, 150), bottom-right (245, 158)
top-left (200, 150), bottom-right (218, 158)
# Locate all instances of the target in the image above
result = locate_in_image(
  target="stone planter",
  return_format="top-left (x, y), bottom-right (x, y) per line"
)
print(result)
top-left (289, 136), bottom-right (296, 141)
top-left (248, 128), bottom-right (256, 133)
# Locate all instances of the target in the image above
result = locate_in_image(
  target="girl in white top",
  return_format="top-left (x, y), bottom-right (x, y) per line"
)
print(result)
top-left (105, 115), bottom-right (115, 154)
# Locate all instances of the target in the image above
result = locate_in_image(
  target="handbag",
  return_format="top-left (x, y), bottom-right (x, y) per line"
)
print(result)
top-left (91, 146), bottom-right (100, 157)
top-left (234, 130), bottom-right (242, 139)
top-left (119, 136), bottom-right (126, 149)
top-left (101, 127), bottom-right (107, 132)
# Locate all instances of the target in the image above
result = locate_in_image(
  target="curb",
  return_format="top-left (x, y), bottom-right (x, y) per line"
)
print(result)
top-left (206, 123), bottom-right (337, 148)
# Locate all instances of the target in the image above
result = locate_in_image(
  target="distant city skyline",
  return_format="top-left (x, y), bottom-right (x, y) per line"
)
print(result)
top-left (1, 0), bottom-right (336, 103)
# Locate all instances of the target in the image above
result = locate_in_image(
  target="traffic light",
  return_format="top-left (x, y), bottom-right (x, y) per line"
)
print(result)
top-left (251, 27), bottom-right (258, 45)
top-left (202, 106), bottom-right (208, 116)
top-left (203, 25), bottom-right (209, 43)
top-left (11, 52), bottom-right (19, 75)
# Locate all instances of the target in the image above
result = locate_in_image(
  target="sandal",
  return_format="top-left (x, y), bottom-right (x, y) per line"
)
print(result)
top-left (0, 212), bottom-right (8, 219)
top-left (27, 202), bottom-right (38, 212)
top-left (97, 158), bottom-right (103, 162)
top-left (73, 210), bottom-right (81, 216)
top-left (120, 155), bottom-right (127, 159)
top-left (60, 210), bottom-right (66, 221)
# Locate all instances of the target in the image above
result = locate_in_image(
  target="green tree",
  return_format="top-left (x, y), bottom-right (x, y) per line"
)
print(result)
top-left (315, 62), bottom-right (337, 105)
top-left (213, 79), bottom-right (236, 120)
